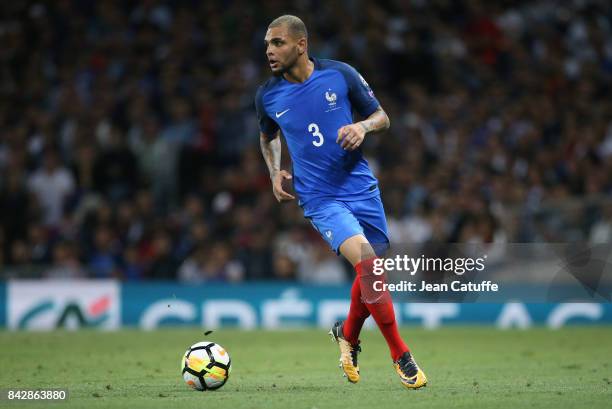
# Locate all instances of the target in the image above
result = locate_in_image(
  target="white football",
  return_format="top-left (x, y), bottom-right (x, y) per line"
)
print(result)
top-left (181, 341), bottom-right (231, 390)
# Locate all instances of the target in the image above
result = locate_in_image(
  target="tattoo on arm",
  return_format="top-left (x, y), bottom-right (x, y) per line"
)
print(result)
top-left (260, 132), bottom-right (281, 178)
top-left (359, 107), bottom-right (390, 134)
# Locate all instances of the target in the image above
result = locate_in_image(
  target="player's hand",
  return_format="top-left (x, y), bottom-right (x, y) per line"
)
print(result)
top-left (336, 123), bottom-right (366, 151)
top-left (271, 170), bottom-right (296, 202)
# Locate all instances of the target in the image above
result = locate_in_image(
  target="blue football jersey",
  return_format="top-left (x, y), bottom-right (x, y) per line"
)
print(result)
top-left (255, 58), bottom-right (381, 206)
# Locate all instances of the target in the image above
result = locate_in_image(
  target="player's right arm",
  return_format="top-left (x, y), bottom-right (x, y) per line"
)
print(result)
top-left (259, 131), bottom-right (295, 202)
top-left (255, 84), bottom-right (295, 203)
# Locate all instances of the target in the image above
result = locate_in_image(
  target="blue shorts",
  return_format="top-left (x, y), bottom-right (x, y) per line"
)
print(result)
top-left (302, 194), bottom-right (390, 256)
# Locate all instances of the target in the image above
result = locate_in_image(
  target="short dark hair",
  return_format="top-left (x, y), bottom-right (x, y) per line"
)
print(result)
top-left (268, 15), bottom-right (308, 39)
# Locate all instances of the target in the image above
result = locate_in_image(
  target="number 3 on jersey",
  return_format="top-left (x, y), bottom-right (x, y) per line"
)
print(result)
top-left (308, 123), bottom-right (324, 147)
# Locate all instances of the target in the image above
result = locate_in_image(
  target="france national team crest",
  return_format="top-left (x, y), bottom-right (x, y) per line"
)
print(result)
top-left (324, 88), bottom-right (340, 112)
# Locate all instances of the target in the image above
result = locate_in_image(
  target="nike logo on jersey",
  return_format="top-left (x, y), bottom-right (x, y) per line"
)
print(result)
top-left (275, 109), bottom-right (290, 118)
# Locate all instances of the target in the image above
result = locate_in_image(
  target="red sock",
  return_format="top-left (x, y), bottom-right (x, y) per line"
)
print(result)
top-left (342, 274), bottom-right (370, 345)
top-left (356, 257), bottom-right (409, 361)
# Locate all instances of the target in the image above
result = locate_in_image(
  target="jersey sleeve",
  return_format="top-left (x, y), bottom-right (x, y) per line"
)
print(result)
top-left (254, 85), bottom-right (279, 137)
top-left (337, 63), bottom-right (380, 118)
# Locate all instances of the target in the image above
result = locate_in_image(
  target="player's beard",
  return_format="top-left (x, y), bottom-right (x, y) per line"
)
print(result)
top-left (272, 47), bottom-right (300, 77)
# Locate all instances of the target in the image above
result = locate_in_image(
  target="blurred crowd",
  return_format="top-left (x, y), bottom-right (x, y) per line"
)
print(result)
top-left (1, 0), bottom-right (611, 282)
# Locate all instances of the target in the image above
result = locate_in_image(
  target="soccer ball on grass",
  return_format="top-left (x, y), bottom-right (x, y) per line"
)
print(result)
top-left (181, 341), bottom-right (231, 391)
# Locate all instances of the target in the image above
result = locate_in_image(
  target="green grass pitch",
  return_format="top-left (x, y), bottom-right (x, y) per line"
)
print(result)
top-left (1, 327), bottom-right (611, 408)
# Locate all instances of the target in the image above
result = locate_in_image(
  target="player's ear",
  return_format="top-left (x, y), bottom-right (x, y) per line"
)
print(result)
top-left (297, 37), bottom-right (307, 55)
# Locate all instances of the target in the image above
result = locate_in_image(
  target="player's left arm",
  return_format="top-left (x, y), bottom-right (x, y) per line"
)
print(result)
top-left (336, 106), bottom-right (390, 151)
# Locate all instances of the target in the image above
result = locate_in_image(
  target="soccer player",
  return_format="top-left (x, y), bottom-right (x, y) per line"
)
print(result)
top-left (255, 15), bottom-right (427, 389)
